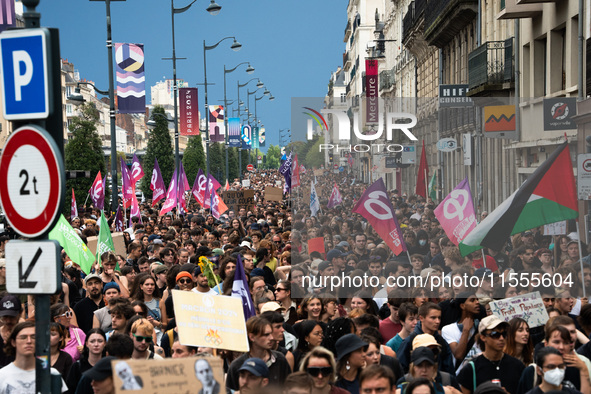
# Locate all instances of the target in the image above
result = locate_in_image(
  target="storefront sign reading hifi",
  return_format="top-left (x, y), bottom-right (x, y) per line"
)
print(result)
top-left (0, 125), bottom-right (65, 238)
top-left (438, 84), bottom-right (473, 108)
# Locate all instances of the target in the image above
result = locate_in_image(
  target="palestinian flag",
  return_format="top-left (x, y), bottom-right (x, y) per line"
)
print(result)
top-left (459, 141), bottom-right (577, 256)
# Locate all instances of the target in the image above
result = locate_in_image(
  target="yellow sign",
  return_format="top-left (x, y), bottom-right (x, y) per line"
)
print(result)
top-left (172, 290), bottom-right (249, 352)
top-left (112, 357), bottom-right (224, 394)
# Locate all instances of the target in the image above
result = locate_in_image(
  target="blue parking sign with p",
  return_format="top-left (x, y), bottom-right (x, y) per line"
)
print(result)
top-left (0, 28), bottom-right (51, 120)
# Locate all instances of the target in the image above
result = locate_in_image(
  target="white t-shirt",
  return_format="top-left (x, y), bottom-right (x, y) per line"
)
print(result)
top-left (441, 322), bottom-right (481, 374)
top-left (0, 363), bottom-right (67, 393)
top-left (192, 287), bottom-right (219, 296)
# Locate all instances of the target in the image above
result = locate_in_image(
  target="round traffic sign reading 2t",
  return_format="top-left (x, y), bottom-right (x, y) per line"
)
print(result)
top-left (0, 125), bottom-right (64, 238)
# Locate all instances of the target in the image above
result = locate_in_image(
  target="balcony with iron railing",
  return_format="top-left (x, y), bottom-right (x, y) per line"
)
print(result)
top-left (497, 0), bottom-right (542, 19)
top-left (344, 20), bottom-right (352, 42)
top-left (343, 51), bottom-right (351, 70)
top-left (467, 38), bottom-right (514, 96)
top-left (379, 68), bottom-right (396, 91)
top-left (424, 0), bottom-right (478, 48)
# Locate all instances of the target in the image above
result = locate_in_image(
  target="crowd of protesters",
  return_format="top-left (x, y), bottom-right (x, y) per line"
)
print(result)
top-left (0, 167), bottom-right (589, 394)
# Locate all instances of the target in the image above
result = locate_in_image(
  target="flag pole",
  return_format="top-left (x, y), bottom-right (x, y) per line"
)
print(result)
top-left (481, 249), bottom-right (487, 269)
top-left (576, 222), bottom-right (586, 298)
top-left (84, 193), bottom-right (90, 207)
top-left (424, 169), bottom-right (428, 201)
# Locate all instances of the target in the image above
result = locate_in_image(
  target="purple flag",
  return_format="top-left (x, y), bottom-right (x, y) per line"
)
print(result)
top-left (160, 169), bottom-right (178, 216)
top-left (191, 169), bottom-right (207, 207)
top-left (120, 158), bottom-right (133, 209)
top-left (327, 183), bottom-right (343, 209)
top-left (232, 255), bottom-right (256, 320)
top-left (353, 178), bottom-right (406, 256)
top-left (279, 152), bottom-right (293, 193)
top-left (434, 177), bottom-right (477, 246)
top-left (178, 163), bottom-right (190, 209)
top-left (0, 0), bottom-right (15, 32)
top-left (150, 158), bottom-right (166, 206)
top-left (204, 174), bottom-right (221, 208)
top-left (131, 153), bottom-right (144, 184)
top-left (89, 172), bottom-right (105, 210)
top-left (114, 205), bottom-right (124, 232)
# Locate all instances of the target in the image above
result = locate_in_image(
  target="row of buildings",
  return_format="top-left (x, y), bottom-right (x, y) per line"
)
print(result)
top-left (324, 0), bottom-right (588, 221)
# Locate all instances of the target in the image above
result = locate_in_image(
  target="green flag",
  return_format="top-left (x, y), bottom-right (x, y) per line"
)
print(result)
top-left (428, 173), bottom-right (437, 201)
top-left (97, 211), bottom-right (115, 265)
top-left (49, 214), bottom-right (96, 274)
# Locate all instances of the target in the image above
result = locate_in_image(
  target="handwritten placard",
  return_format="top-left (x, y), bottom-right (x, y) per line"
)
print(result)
top-left (489, 291), bottom-right (549, 328)
top-left (113, 357), bottom-right (224, 394)
top-left (172, 290), bottom-right (249, 352)
top-left (220, 190), bottom-right (255, 213)
top-left (264, 186), bottom-right (283, 202)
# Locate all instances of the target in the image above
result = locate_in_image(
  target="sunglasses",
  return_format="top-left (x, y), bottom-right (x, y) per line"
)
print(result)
top-left (307, 367), bottom-right (332, 377)
top-left (275, 288), bottom-right (287, 292)
top-left (133, 334), bottom-right (153, 343)
top-left (487, 331), bottom-right (507, 339)
top-left (59, 311), bottom-right (73, 318)
top-left (178, 279), bottom-right (192, 285)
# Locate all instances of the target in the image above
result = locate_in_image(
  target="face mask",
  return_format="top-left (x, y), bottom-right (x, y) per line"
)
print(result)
top-left (419, 240), bottom-right (427, 246)
top-left (543, 368), bottom-right (565, 386)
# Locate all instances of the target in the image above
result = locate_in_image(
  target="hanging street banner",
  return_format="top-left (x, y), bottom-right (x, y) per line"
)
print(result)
top-left (544, 97), bottom-right (577, 131)
top-left (228, 117), bottom-right (241, 148)
top-left (252, 126), bottom-right (259, 150)
top-left (179, 87), bottom-right (198, 136)
top-left (241, 124), bottom-right (251, 150)
top-left (259, 127), bottom-right (266, 147)
top-left (365, 59), bottom-right (378, 124)
top-left (115, 43), bottom-right (145, 114)
top-left (208, 105), bottom-right (225, 142)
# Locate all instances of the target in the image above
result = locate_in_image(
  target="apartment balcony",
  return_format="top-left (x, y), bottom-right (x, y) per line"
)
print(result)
top-left (344, 20), bottom-right (352, 43)
top-left (467, 38), bottom-right (515, 96)
top-left (497, 0), bottom-right (542, 19)
top-left (424, 0), bottom-right (478, 48)
top-left (402, 0), bottom-right (430, 59)
top-left (343, 51), bottom-right (351, 71)
top-left (352, 95), bottom-right (360, 108)
top-left (379, 68), bottom-right (395, 92)
top-left (346, 83), bottom-right (351, 96)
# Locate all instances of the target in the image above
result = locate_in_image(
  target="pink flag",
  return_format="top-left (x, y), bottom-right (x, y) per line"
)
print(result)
top-left (204, 174), bottom-right (221, 203)
top-left (150, 158), bottom-right (166, 206)
top-left (353, 178), bottom-right (406, 256)
top-left (120, 158), bottom-right (134, 209)
top-left (71, 188), bottom-right (78, 219)
top-left (178, 163), bottom-right (190, 209)
top-left (129, 194), bottom-right (141, 227)
top-left (114, 205), bottom-right (124, 231)
top-left (191, 169), bottom-right (207, 207)
top-left (292, 154), bottom-right (301, 188)
top-left (89, 171), bottom-right (105, 210)
top-left (210, 190), bottom-right (228, 219)
top-left (131, 153), bottom-right (144, 184)
top-left (434, 177), bottom-right (477, 246)
top-left (160, 168), bottom-right (178, 216)
top-left (327, 183), bottom-right (343, 209)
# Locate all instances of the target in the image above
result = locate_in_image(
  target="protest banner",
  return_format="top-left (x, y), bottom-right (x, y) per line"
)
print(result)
top-left (275, 180), bottom-right (282, 187)
top-left (489, 291), bottom-right (549, 328)
top-left (264, 186), bottom-right (283, 202)
top-left (308, 237), bottom-right (326, 258)
top-left (242, 179), bottom-right (250, 187)
top-left (313, 169), bottom-right (324, 176)
top-left (220, 190), bottom-right (255, 212)
top-left (543, 221), bottom-right (567, 235)
top-left (172, 290), bottom-right (249, 352)
top-left (112, 357), bottom-right (224, 394)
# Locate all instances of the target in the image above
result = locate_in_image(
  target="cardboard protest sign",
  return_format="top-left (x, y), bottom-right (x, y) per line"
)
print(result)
top-left (87, 232), bottom-right (126, 257)
top-left (264, 186), bottom-right (283, 202)
top-left (220, 190), bottom-right (255, 212)
top-left (242, 179), bottom-right (250, 187)
top-left (308, 237), bottom-right (326, 258)
top-left (112, 357), bottom-right (224, 394)
top-left (489, 291), bottom-right (549, 328)
top-left (172, 290), bottom-right (249, 352)
top-left (313, 169), bottom-right (324, 176)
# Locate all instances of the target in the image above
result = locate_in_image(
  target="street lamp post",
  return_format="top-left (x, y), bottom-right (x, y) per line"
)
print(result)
top-left (224, 62), bottom-right (254, 182)
top-left (204, 36), bottom-right (242, 177)
top-left (91, 0), bottom-right (123, 213)
top-left (253, 93), bottom-right (274, 167)
top-left (237, 78), bottom-right (263, 180)
top-left (166, 0), bottom-right (220, 213)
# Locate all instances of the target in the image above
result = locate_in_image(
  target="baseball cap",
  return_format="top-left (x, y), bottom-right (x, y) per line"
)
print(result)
top-left (83, 356), bottom-right (117, 381)
top-left (260, 301), bottom-right (285, 314)
top-left (412, 334), bottom-right (440, 350)
top-left (153, 265), bottom-right (168, 275)
top-left (148, 234), bottom-right (161, 242)
top-left (212, 248), bottom-right (224, 257)
top-left (473, 381), bottom-right (507, 394)
top-left (326, 249), bottom-right (346, 261)
top-left (478, 315), bottom-right (509, 334)
top-left (337, 241), bottom-right (350, 248)
top-left (238, 358), bottom-right (269, 378)
top-left (318, 261), bottom-right (333, 273)
top-left (0, 294), bottom-right (21, 317)
top-left (84, 273), bottom-right (102, 285)
top-left (410, 347), bottom-right (436, 365)
top-left (240, 241), bottom-right (254, 251)
top-left (521, 231), bottom-right (533, 236)
top-left (474, 267), bottom-right (492, 278)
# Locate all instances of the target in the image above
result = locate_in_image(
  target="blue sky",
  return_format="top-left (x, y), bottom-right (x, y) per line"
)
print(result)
top-left (36, 0), bottom-right (348, 152)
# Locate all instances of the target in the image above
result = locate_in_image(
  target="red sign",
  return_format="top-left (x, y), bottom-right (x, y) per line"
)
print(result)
top-left (247, 164), bottom-right (255, 172)
top-left (179, 88), bottom-right (198, 136)
top-left (0, 125), bottom-right (64, 238)
top-left (365, 59), bottom-right (378, 124)
top-left (333, 164), bottom-right (338, 169)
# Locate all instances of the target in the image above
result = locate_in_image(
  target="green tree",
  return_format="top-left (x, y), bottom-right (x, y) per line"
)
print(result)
top-left (304, 135), bottom-right (325, 169)
top-left (209, 142), bottom-right (225, 182)
top-left (266, 145), bottom-right (281, 169)
top-left (140, 106), bottom-right (174, 199)
top-left (64, 103), bottom-right (108, 214)
top-left (228, 148), bottom-right (239, 181)
top-left (182, 134), bottom-right (206, 186)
